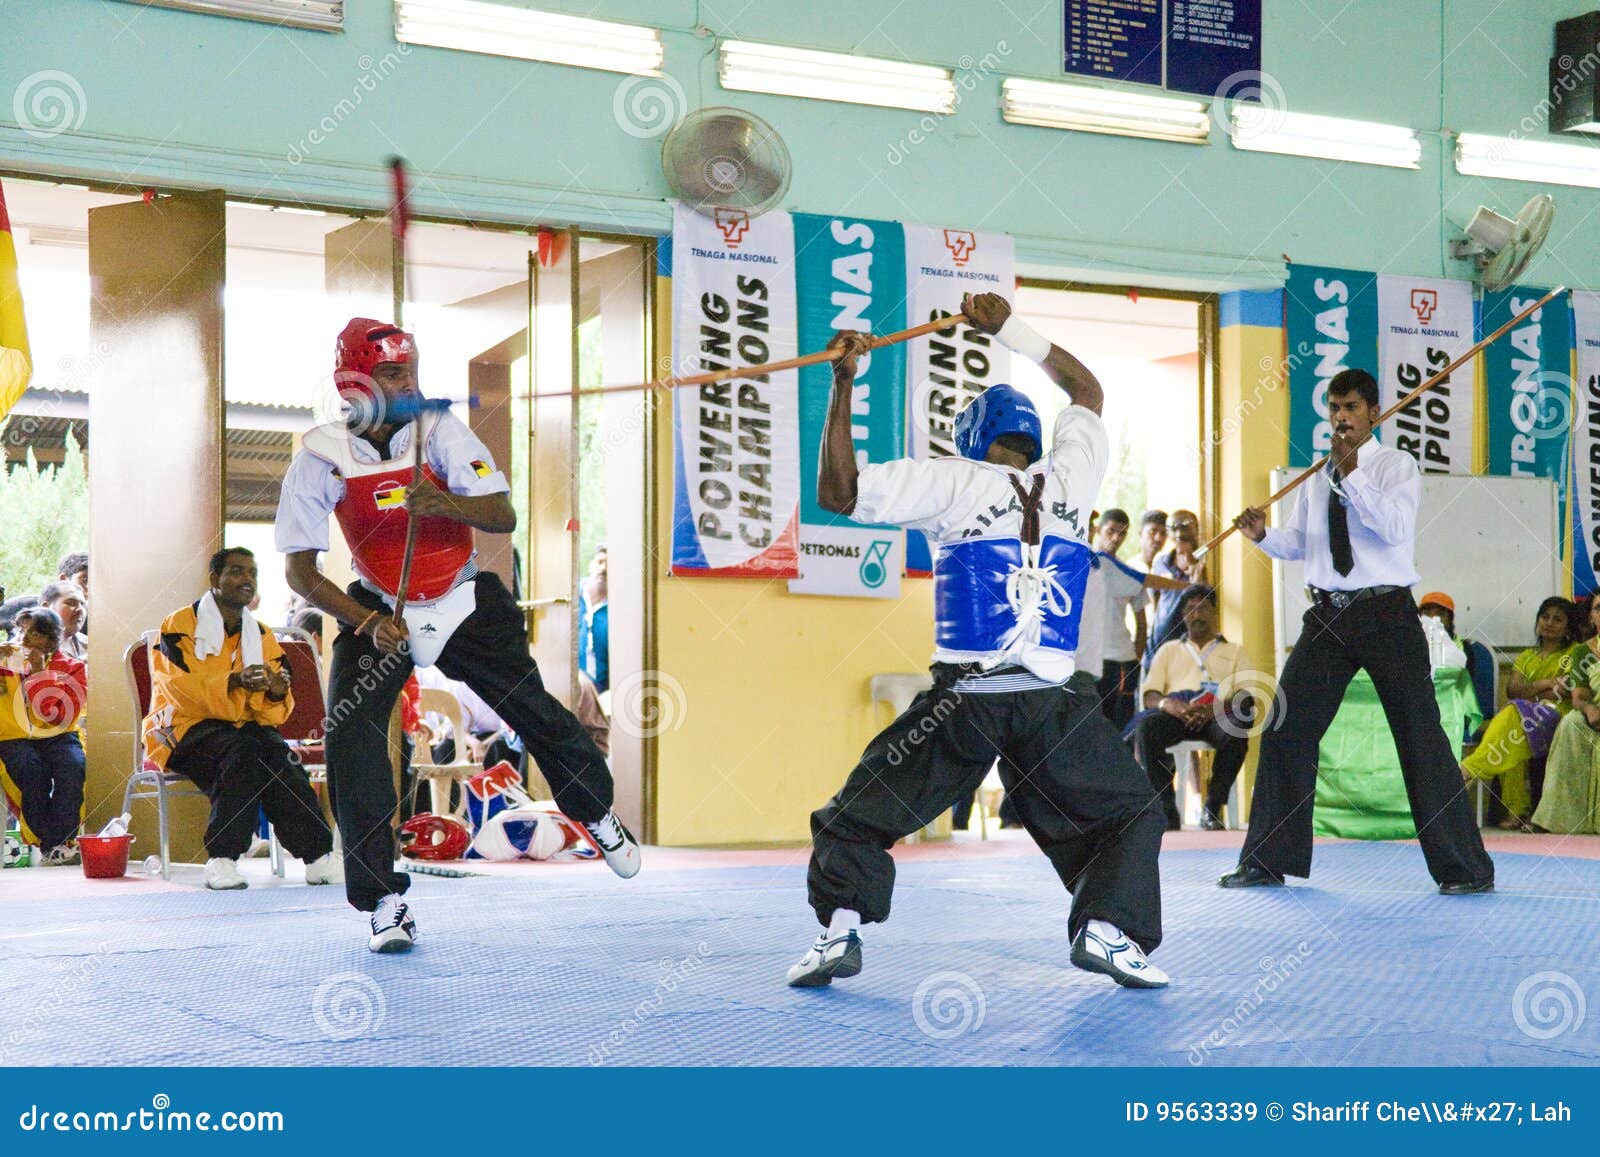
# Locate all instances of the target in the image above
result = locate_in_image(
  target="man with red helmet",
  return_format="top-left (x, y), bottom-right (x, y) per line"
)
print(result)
top-left (276, 318), bottom-right (640, 954)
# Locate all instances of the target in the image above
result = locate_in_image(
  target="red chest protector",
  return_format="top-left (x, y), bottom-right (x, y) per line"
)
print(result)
top-left (301, 417), bottom-right (473, 602)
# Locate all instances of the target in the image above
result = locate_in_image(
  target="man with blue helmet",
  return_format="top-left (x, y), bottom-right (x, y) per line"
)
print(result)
top-left (786, 292), bottom-right (1169, 991)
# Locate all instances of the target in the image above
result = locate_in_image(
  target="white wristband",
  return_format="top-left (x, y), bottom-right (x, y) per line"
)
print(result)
top-left (996, 315), bottom-right (1052, 364)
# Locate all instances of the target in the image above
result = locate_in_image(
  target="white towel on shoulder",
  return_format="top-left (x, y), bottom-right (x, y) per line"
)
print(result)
top-left (194, 591), bottom-right (264, 669)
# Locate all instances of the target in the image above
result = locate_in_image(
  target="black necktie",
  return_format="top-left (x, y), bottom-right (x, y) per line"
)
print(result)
top-left (1327, 467), bottom-right (1354, 577)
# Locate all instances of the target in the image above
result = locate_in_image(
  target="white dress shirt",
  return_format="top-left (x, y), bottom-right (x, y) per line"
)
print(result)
top-left (1255, 436), bottom-right (1422, 590)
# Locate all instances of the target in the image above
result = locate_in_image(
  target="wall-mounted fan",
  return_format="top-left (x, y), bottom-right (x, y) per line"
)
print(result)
top-left (661, 106), bottom-right (791, 218)
top-left (1450, 194), bottom-right (1555, 291)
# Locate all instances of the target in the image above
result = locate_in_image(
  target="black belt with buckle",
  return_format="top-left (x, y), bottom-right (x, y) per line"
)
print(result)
top-left (1307, 584), bottom-right (1403, 611)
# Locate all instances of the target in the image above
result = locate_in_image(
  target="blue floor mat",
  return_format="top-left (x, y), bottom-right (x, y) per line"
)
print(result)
top-left (2, 843), bottom-right (1597, 1066)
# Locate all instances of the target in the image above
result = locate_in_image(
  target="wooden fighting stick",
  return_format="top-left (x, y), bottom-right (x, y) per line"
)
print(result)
top-left (521, 312), bottom-right (971, 401)
top-left (1196, 285), bottom-right (1569, 559)
top-left (388, 156), bottom-right (423, 623)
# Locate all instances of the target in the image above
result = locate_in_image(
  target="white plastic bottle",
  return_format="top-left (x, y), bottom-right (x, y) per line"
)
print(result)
top-left (98, 812), bottom-right (132, 837)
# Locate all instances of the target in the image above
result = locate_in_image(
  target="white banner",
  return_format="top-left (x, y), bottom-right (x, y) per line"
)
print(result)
top-left (903, 225), bottom-right (1014, 574)
top-left (1571, 291), bottom-right (1600, 593)
top-left (668, 204), bottom-right (801, 576)
top-left (1376, 274), bottom-right (1475, 474)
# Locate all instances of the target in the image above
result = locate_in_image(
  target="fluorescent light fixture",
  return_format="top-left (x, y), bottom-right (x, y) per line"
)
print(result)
top-left (226, 200), bottom-right (328, 216)
top-left (1001, 78), bottom-right (1209, 144)
top-left (117, 0), bottom-right (343, 31)
top-left (1456, 132), bottom-right (1600, 189)
top-left (719, 40), bottom-right (955, 114)
top-left (1229, 108), bottom-right (1420, 169)
top-left (394, 0), bottom-right (663, 75)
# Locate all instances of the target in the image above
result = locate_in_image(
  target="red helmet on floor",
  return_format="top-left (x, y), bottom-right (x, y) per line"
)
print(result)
top-left (399, 813), bottom-right (470, 861)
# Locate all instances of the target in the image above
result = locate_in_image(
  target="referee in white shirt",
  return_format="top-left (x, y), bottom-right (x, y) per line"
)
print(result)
top-left (1219, 369), bottom-right (1493, 894)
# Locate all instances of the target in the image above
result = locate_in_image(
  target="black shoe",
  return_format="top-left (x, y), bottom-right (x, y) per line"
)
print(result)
top-left (1438, 878), bottom-right (1494, 895)
top-left (1200, 810), bottom-right (1226, 832)
top-left (1218, 864), bottom-right (1284, 888)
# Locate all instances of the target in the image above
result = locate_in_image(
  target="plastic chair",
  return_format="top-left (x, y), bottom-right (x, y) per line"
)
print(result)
top-left (268, 627), bottom-right (335, 877)
top-left (412, 688), bottom-right (481, 817)
top-left (121, 631), bottom-right (206, 880)
top-left (1166, 739), bottom-right (1244, 829)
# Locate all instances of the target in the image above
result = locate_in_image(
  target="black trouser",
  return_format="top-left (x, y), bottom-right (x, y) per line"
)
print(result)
top-left (1131, 711), bottom-right (1248, 828)
top-left (808, 670), bottom-right (1165, 953)
top-left (1098, 659), bottom-right (1140, 732)
top-left (0, 734), bottom-right (85, 850)
top-left (328, 572), bottom-right (613, 911)
top-left (1238, 588), bottom-right (1493, 885)
top-left (168, 721), bottom-right (333, 862)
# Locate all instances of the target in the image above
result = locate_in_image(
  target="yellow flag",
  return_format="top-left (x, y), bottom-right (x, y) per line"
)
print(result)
top-left (0, 177), bottom-right (33, 422)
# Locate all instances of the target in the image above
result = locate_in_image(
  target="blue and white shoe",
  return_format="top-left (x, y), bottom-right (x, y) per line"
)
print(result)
top-left (1070, 921), bottom-right (1168, 988)
top-left (785, 930), bottom-right (863, 987)
top-left (369, 894), bottom-right (417, 954)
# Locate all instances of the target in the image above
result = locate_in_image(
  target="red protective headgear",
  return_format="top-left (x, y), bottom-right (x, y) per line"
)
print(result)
top-left (399, 813), bottom-right (471, 861)
top-left (335, 317), bottom-right (416, 380)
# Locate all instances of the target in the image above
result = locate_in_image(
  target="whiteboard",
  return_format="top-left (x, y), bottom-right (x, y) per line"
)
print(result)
top-left (1269, 470), bottom-right (1561, 659)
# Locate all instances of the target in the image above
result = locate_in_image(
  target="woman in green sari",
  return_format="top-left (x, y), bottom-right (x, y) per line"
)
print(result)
top-left (1533, 600), bottom-right (1600, 835)
top-left (1460, 598), bottom-right (1585, 829)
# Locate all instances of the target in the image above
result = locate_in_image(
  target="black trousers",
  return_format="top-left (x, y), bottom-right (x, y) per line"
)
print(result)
top-left (1238, 588), bottom-right (1493, 885)
top-left (808, 670), bottom-right (1165, 953)
top-left (168, 722), bottom-right (333, 862)
top-left (328, 572), bottom-right (613, 911)
top-left (1097, 659), bottom-right (1141, 732)
top-left (0, 734), bottom-right (85, 850)
top-left (1130, 711), bottom-right (1248, 827)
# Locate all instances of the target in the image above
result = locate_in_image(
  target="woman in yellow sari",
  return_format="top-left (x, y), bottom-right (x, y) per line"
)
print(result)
top-left (1460, 597), bottom-right (1584, 829)
top-left (1533, 599), bottom-right (1600, 834)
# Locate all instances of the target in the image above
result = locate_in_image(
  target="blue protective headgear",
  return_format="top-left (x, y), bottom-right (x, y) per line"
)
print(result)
top-left (953, 384), bottom-right (1042, 463)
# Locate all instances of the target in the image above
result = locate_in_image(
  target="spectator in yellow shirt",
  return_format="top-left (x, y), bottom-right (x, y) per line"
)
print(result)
top-left (143, 547), bottom-right (337, 891)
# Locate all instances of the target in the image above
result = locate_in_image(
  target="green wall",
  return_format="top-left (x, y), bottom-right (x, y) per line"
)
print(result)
top-left (2, 0), bottom-right (1599, 288)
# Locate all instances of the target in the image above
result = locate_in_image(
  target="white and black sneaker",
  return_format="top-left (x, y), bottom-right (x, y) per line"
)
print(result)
top-left (785, 930), bottom-right (864, 988)
top-left (582, 811), bottom-right (641, 879)
top-left (204, 856), bottom-right (247, 890)
top-left (41, 843), bottom-right (80, 867)
top-left (369, 894), bottom-right (417, 954)
top-left (1070, 920), bottom-right (1168, 988)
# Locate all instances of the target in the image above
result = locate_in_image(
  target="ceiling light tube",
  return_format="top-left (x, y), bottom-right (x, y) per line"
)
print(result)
top-left (395, 0), bottom-right (664, 75)
top-left (1229, 108), bottom-right (1421, 169)
top-left (719, 40), bottom-right (956, 114)
top-left (1456, 132), bottom-right (1600, 189)
top-left (1001, 77), bottom-right (1209, 144)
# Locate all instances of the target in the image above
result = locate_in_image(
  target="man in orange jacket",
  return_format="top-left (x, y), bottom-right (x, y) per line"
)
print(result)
top-left (145, 547), bottom-right (337, 891)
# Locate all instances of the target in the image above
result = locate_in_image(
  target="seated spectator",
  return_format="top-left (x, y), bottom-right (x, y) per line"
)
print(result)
top-left (1130, 585), bottom-right (1256, 831)
top-left (1086, 508), bottom-right (1188, 730)
top-left (0, 607), bottom-right (87, 865)
top-left (0, 593), bottom-right (41, 638)
top-left (1461, 597), bottom-right (1584, 831)
top-left (415, 664), bottom-right (521, 771)
top-left (1419, 592), bottom-right (1494, 735)
top-left (40, 581), bottom-right (87, 661)
top-left (143, 547), bottom-right (338, 891)
top-left (1533, 597), bottom-right (1600, 834)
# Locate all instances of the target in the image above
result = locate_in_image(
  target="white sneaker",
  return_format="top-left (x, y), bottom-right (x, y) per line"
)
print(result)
top-left (1070, 921), bottom-right (1168, 988)
top-left (369, 894), bottom-right (417, 954)
top-left (245, 835), bottom-right (271, 858)
top-left (204, 857), bottom-right (248, 891)
top-left (41, 844), bottom-right (81, 867)
top-left (785, 930), bottom-right (864, 987)
top-left (581, 811), bottom-right (641, 879)
top-left (304, 851), bottom-right (343, 886)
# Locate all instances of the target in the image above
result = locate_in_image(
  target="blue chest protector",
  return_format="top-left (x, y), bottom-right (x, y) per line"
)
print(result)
top-left (934, 534), bottom-right (1093, 655)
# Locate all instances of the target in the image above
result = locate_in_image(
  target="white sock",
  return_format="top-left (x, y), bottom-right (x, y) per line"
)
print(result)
top-left (1087, 919), bottom-right (1124, 942)
top-left (827, 909), bottom-right (861, 939)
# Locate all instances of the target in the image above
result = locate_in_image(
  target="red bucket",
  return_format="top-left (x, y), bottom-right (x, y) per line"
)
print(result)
top-left (79, 834), bottom-right (134, 879)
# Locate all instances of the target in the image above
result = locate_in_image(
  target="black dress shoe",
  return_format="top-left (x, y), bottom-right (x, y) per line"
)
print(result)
top-left (1200, 811), bottom-right (1226, 832)
top-left (1218, 864), bottom-right (1285, 888)
top-left (1438, 878), bottom-right (1494, 895)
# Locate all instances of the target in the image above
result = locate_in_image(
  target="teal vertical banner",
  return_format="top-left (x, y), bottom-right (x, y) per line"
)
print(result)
top-left (792, 213), bottom-right (907, 526)
top-left (1484, 286), bottom-right (1572, 480)
top-left (1284, 264), bottom-right (1378, 467)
